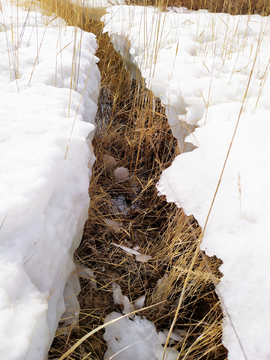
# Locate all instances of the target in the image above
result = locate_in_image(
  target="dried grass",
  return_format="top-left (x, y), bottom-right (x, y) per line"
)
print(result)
top-left (20, 0), bottom-right (266, 358)
top-left (46, 8), bottom-right (226, 357)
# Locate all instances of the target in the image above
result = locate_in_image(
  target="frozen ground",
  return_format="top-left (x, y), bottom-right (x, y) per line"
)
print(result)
top-left (102, 5), bottom-right (270, 360)
top-left (0, 1), bottom-right (100, 359)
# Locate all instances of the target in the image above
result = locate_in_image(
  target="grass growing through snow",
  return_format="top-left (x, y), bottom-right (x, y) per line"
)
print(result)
top-left (16, 0), bottom-right (269, 358)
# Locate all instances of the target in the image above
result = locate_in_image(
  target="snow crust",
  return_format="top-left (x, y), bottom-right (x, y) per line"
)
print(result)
top-left (102, 5), bottom-right (270, 360)
top-left (0, 2), bottom-right (100, 359)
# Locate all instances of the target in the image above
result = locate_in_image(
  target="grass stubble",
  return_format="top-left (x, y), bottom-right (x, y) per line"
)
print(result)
top-left (15, 0), bottom-right (269, 358)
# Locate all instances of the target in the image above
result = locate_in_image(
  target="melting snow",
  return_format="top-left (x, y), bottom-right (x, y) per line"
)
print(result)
top-left (102, 5), bottom-right (270, 360)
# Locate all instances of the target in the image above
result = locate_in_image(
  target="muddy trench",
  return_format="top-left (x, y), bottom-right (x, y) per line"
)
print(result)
top-left (48, 10), bottom-right (227, 360)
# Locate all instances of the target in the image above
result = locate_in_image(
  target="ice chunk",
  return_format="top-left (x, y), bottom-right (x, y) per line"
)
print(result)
top-left (112, 282), bottom-right (124, 305)
top-left (103, 312), bottom-right (158, 360)
top-left (61, 268), bottom-right (81, 328)
top-left (135, 254), bottom-right (152, 263)
top-left (112, 283), bottom-right (134, 315)
top-left (103, 154), bottom-right (117, 166)
top-left (113, 243), bottom-right (141, 256)
top-left (114, 167), bottom-right (129, 182)
top-left (134, 296), bottom-right (145, 310)
top-left (105, 219), bottom-right (122, 232)
top-left (122, 296), bottom-right (134, 315)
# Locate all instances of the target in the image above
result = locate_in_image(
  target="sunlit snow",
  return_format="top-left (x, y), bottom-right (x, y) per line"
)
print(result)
top-left (0, 1), bottom-right (100, 359)
top-left (102, 5), bottom-right (270, 360)
top-left (103, 283), bottom-right (180, 360)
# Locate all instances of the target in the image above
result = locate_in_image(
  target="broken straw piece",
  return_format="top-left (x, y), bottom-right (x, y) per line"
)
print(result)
top-left (113, 243), bottom-right (152, 262)
top-left (112, 243), bottom-right (141, 256)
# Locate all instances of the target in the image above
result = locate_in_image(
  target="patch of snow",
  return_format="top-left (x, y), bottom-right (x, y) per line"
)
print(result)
top-left (0, 1), bottom-right (100, 358)
top-left (104, 285), bottom-right (180, 360)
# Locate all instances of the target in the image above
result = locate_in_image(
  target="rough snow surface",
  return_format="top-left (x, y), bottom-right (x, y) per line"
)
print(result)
top-left (104, 284), bottom-right (180, 360)
top-left (102, 5), bottom-right (270, 360)
top-left (0, 1), bottom-right (100, 359)
top-left (104, 312), bottom-right (180, 360)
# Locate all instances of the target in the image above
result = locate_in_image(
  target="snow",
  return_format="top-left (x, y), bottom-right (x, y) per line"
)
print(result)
top-left (2, 0), bottom-right (269, 358)
top-left (0, 1), bottom-right (100, 359)
top-left (103, 284), bottom-right (180, 360)
top-left (104, 312), bottom-right (180, 360)
top-left (102, 5), bottom-right (270, 360)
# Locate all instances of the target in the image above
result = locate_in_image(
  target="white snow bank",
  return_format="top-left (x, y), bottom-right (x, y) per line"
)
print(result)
top-left (0, 1), bottom-right (100, 359)
top-left (102, 6), bottom-right (270, 360)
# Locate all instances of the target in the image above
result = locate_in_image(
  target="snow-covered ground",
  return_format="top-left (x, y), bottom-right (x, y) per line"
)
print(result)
top-left (2, 0), bottom-right (269, 358)
top-left (0, 1), bottom-right (100, 359)
top-left (102, 5), bottom-right (270, 360)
